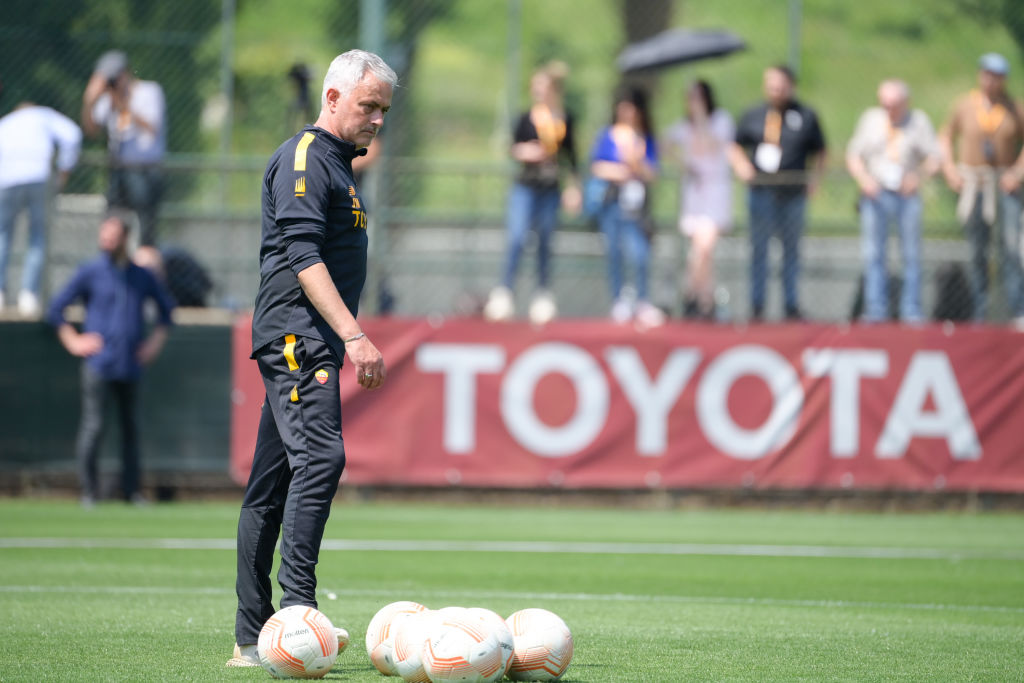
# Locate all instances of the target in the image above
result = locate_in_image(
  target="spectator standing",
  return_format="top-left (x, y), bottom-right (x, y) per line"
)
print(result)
top-left (846, 79), bottom-right (940, 323)
top-left (938, 53), bottom-right (1024, 323)
top-left (484, 61), bottom-right (581, 325)
top-left (730, 65), bottom-right (827, 321)
top-left (589, 84), bottom-right (664, 327)
top-left (46, 214), bottom-right (175, 507)
top-left (0, 102), bottom-right (81, 316)
top-left (663, 80), bottom-right (735, 320)
top-left (81, 50), bottom-right (166, 246)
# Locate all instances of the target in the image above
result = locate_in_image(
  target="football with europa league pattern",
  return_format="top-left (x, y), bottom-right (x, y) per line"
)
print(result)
top-left (257, 605), bottom-right (338, 679)
top-left (421, 606), bottom-right (505, 683)
top-left (365, 600), bottom-right (428, 675)
top-left (505, 608), bottom-right (573, 681)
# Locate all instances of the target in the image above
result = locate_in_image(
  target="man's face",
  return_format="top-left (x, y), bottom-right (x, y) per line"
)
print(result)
top-left (878, 84), bottom-right (907, 124)
top-left (98, 218), bottom-right (127, 254)
top-left (763, 68), bottom-right (793, 108)
top-left (323, 73), bottom-right (393, 149)
top-left (979, 69), bottom-right (1006, 99)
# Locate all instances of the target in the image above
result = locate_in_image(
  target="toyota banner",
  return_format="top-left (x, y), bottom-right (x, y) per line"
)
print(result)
top-left (230, 317), bottom-right (1024, 492)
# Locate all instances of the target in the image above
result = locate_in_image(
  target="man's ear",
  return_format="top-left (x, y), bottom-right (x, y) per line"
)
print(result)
top-left (325, 88), bottom-right (340, 111)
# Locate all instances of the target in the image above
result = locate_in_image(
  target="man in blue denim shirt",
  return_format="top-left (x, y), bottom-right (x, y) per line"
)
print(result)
top-left (46, 214), bottom-right (175, 506)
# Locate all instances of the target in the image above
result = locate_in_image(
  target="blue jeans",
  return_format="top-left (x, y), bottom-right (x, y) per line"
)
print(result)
top-left (501, 183), bottom-right (561, 289)
top-left (860, 191), bottom-right (923, 322)
top-left (748, 186), bottom-right (806, 314)
top-left (0, 181), bottom-right (49, 297)
top-left (598, 200), bottom-right (650, 301)
top-left (108, 166), bottom-right (164, 246)
top-left (963, 190), bottom-right (1024, 319)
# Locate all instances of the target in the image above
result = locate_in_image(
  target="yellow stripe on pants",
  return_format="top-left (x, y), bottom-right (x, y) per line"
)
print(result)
top-left (283, 334), bottom-right (299, 371)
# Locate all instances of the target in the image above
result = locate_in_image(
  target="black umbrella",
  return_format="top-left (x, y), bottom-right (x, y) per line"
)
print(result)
top-left (617, 28), bottom-right (747, 73)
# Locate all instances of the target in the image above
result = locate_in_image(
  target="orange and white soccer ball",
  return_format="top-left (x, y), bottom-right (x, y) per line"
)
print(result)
top-left (421, 607), bottom-right (505, 683)
top-left (257, 605), bottom-right (339, 679)
top-left (365, 600), bottom-right (428, 675)
top-left (392, 609), bottom-right (438, 682)
top-left (466, 607), bottom-right (515, 675)
top-left (505, 608), bottom-right (573, 681)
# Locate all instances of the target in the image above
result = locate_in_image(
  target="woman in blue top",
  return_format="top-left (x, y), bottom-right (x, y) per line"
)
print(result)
top-left (589, 85), bottom-right (665, 327)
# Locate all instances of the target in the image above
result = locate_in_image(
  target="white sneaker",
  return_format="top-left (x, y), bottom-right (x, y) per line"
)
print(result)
top-left (226, 643), bottom-right (260, 668)
top-left (528, 290), bottom-right (557, 325)
top-left (635, 301), bottom-right (666, 328)
top-left (483, 286), bottom-right (514, 321)
top-left (17, 290), bottom-right (40, 317)
top-left (335, 627), bottom-right (349, 653)
top-left (610, 297), bottom-right (633, 324)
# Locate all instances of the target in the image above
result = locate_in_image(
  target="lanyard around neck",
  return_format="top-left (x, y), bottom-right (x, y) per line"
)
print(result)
top-left (763, 108), bottom-right (782, 145)
top-left (973, 90), bottom-right (1007, 136)
top-left (530, 104), bottom-right (566, 155)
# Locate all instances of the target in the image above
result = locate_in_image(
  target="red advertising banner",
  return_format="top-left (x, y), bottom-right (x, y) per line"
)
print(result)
top-left (230, 316), bottom-right (1024, 492)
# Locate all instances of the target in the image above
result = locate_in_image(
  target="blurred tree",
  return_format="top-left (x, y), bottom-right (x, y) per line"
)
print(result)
top-left (955, 0), bottom-right (1024, 62)
top-left (621, 0), bottom-right (673, 45)
top-left (0, 0), bottom-right (219, 152)
top-left (321, 0), bottom-right (453, 208)
top-left (619, 0), bottom-right (673, 93)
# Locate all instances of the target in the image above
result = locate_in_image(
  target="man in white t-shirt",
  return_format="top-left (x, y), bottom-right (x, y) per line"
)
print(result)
top-left (81, 50), bottom-right (166, 246)
top-left (0, 102), bottom-right (82, 315)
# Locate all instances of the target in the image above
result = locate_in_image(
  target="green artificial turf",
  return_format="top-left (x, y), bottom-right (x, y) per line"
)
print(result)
top-left (0, 500), bottom-right (1021, 681)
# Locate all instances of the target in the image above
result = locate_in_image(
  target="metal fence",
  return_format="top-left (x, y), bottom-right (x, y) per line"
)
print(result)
top-left (2, 0), bottom-right (1022, 325)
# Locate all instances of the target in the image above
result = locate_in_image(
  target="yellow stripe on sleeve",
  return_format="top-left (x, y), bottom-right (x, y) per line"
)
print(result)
top-left (283, 334), bottom-right (299, 371)
top-left (290, 386), bottom-right (299, 403)
top-left (294, 132), bottom-right (316, 171)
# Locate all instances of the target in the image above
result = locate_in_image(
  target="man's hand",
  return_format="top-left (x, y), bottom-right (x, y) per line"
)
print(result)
top-left (858, 176), bottom-right (881, 199)
top-left (83, 73), bottom-right (108, 106)
top-left (136, 326), bottom-right (169, 366)
top-left (900, 171), bottom-right (920, 197)
top-left (999, 169), bottom-right (1022, 195)
top-left (943, 164), bottom-right (964, 193)
top-left (69, 331), bottom-right (104, 358)
top-left (345, 336), bottom-right (385, 390)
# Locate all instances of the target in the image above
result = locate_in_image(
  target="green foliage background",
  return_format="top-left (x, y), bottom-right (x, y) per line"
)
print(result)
top-left (2, 0), bottom-right (1024, 222)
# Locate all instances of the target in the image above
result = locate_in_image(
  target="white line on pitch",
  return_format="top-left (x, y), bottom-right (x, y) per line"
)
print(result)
top-left (0, 537), bottom-right (1022, 560)
top-left (0, 584), bottom-right (1021, 615)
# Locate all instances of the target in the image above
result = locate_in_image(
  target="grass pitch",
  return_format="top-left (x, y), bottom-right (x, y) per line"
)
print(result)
top-left (0, 498), bottom-right (1022, 681)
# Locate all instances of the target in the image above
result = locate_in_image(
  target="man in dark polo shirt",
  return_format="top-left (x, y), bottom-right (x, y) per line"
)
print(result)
top-left (729, 64), bottom-right (827, 321)
top-left (228, 49), bottom-right (396, 668)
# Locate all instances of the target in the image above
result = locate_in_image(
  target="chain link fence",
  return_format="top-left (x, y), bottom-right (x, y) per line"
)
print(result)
top-left (2, 0), bottom-right (1022, 324)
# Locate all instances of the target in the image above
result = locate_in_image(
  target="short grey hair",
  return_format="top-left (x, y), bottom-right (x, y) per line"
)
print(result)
top-left (878, 78), bottom-right (910, 102)
top-left (320, 49), bottom-right (398, 108)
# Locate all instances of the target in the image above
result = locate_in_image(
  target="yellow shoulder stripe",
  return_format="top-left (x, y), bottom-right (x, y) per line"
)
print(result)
top-left (294, 132), bottom-right (316, 172)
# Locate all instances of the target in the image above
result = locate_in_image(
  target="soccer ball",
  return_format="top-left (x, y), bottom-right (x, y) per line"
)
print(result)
top-left (505, 608), bottom-right (573, 681)
top-left (392, 609), bottom-right (438, 682)
top-left (365, 600), bottom-right (428, 675)
top-left (466, 607), bottom-right (515, 675)
top-left (257, 605), bottom-right (339, 679)
top-left (422, 607), bottom-right (505, 683)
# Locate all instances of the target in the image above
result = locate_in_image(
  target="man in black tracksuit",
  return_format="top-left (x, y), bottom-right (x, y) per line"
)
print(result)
top-left (228, 50), bottom-right (396, 668)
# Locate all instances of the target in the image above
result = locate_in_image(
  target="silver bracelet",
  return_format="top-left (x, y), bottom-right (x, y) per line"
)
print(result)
top-left (343, 332), bottom-right (366, 343)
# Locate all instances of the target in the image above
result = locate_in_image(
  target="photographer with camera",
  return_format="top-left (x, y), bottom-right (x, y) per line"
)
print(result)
top-left (82, 50), bottom-right (166, 246)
